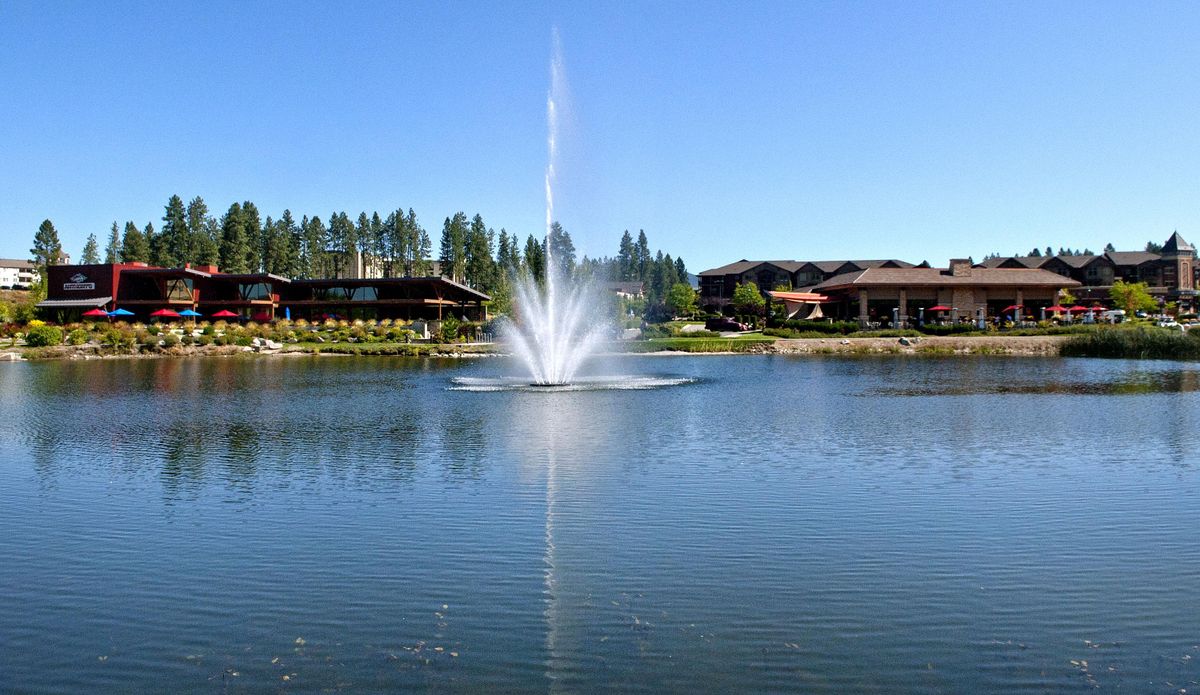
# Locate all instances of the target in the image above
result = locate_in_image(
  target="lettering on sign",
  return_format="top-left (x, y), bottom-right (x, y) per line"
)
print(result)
top-left (63, 282), bottom-right (96, 291)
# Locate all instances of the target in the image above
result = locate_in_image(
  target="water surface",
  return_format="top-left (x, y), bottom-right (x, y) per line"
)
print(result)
top-left (1, 355), bottom-right (1198, 693)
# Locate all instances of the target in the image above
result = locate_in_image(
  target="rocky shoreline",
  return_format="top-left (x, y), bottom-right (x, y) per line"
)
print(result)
top-left (0, 335), bottom-right (1075, 362)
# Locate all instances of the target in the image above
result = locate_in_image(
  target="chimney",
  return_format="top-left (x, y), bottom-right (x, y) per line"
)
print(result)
top-left (948, 259), bottom-right (972, 277)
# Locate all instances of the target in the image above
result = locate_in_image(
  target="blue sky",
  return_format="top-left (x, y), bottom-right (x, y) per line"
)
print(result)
top-left (2, 1), bottom-right (1198, 271)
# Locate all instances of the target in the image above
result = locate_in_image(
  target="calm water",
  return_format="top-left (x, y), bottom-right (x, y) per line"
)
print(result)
top-left (1, 355), bottom-right (1198, 693)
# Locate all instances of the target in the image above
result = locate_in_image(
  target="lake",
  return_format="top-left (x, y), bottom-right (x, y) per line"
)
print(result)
top-left (1, 354), bottom-right (1198, 693)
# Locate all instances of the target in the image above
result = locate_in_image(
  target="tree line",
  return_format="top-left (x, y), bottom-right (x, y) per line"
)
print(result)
top-left (35, 195), bottom-right (693, 316)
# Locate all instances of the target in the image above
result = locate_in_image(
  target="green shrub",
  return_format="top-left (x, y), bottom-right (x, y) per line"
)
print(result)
top-left (66, 328), bottom-right (89, 345)
top-left (161, 333), bottom-right (181, 348)
top-left (24, 324), bottom-right (63, 347)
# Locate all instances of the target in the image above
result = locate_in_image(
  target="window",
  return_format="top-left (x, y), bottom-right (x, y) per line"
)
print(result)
top-left (351, 286), bottom-right (378, 301)
top-left (239, 282), bottom-right (271, 301)
top-left (167, 278), bottom-right (193, 301)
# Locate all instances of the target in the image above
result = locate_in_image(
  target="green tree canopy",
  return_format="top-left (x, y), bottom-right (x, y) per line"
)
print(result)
top-left (120, 221), bottom-right (149, 263)
top-left (80, 233), bottom-right (100, 264)
top-left (30, 219), bottom-right (62, 278)
top-left (1109, 280), bottom-right (1157, 315)
top-left (104, 222), bottom-right (121, 263)
top-left (666, 282), bottom-right (697, 317)
top-left (731, 281), bottom-right (766, 316)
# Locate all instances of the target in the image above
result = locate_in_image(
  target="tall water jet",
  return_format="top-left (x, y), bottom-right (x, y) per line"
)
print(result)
top-left (504, 29), bottom-right (607, 386)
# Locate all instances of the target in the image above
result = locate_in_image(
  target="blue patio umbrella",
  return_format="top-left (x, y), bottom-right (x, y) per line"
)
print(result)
top-left (178, 309), bottom-right (202, 317)
top-left (108, 308), bottom-right (134, 317)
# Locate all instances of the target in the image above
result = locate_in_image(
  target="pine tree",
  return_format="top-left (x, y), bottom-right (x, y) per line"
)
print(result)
top-left (465, 214), bottom-right (497, 291)
top-left (104, 222), bottom-right (121, 263)
top-left (219, 203), bottom-right (249, 273)
top-left (635, 230), bottom-right (651, 281)
top-left (120, 221), bottom-right (149, 263)
top-left (242, 201), bottom-right (262, 272)
top-left (80, 233), bottom-right (100, 264)
top-left (160, 194), bottom-right (189, 267)
top-left (187, 196), bottom-right (219, 265)
top-left (275, 210), bottom-right (301, 277)
top-left (414, 226), bottom-right (433, 277)
top-left (674, 256), bottom-right (687, 282)
top-left (547, 221), bottom-right (576, 277)
top-left (617, 230), bottom-right (636, 280)
top-left (439, 212), bottom-right (469, 282)
top-left (30, 219), bottom-right (63, 278)
top-left (148, 218), bottom-right (170, 267)
top-left (523, 234), bottom-right (545, 284)
top-left (300, 215), bottom-right (327, 278)
top-left (369, 211), bottom-right (384, 276)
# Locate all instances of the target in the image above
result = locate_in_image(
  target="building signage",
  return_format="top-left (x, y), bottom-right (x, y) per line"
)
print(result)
top-left (64, 273), bottom-right (95, 291)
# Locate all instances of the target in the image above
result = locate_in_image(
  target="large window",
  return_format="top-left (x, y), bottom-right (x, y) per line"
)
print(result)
top-left (167, 278), bottom-right (193, 301)
top-left (351, 286), bottom-right (378, 301)
top-left (239, 283), bottom-right (272, 301)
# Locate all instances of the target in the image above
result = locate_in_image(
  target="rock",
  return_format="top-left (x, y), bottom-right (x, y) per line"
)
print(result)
top-left (264, 340), bottom-right (282, 350)
top-left (252, 337), bottom-right (263, 346)
top-left (899, 337), bottom-right (912, 346)
top-left (315, 335), bottom-right (325, 343)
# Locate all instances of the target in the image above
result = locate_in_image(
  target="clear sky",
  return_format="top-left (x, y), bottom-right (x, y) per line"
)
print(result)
top-left (2, 1), bottom-right (1198, 271)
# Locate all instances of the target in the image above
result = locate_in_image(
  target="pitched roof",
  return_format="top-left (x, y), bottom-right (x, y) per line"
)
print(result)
top-left (813, 266), bottom-right (1081, 291)
top-left (1050, 254), bottom-right (1105, 269)
top-left (1104, 251), bottom-right (1160, 266)
top-left (978, 256), bottom-right (1044, 269)
top-left (1163, 232), bottom-right (1194, 254)
top-left (697, 260), bottom-right (802, 276)
top-left (0, 258), bottom-right (35, 269)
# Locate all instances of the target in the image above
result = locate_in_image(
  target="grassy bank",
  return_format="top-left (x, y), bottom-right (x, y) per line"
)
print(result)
top-left (1060, 327), bottom-right (1200, 360)
top-left (620, 337), bottom-right (775, 353)
top-left (283, 342), bottom-right (496, 356)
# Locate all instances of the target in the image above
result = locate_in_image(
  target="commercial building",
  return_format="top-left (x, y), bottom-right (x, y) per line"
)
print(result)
top-left (0, 259), bottom-right (38, 289)
top-left (36, 262), bottom-right (490, 322)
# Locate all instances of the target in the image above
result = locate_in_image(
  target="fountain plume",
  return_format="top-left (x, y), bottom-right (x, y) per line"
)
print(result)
top-left (504, 28), bottom-right (607, 386)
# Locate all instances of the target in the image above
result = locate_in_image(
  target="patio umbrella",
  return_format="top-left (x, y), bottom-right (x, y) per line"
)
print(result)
top-left (108, 308), bottom-right (134, 317)
top-left (1068, 305), bottom-right (1090, 313)
top-left (82, 308), bottom-right (109, 318)
top-left (178, 309), bottom-right (201, 317)
top-left (929, 305), bottom-right (952, 311)
top-left (1046, 305), bottom-right (1067, 312)
top-left (150, 309), bottom-right (181, 318)
top-left (211, 310), bottom-right (239, 319)
top-left (251, 311), bottom-right (272, 322)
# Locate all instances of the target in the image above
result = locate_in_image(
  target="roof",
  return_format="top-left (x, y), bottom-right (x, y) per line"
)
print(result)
top-left (603, 281), bottom-right (644, 294)
top-left (291, 276), bottom-right (491, 301)
top-left (1163, 232), bottom-right (1194, 254)
top-left (699, 258), bottom-right (914, 276)
top-left (36, 296), bottom-right (112, 308)
top-left (1104, 251), bottom-right (1161, 266)
top-left (210, 272), bottom-right (292, 284)
top-left (978, 256), bottom-right (1043, 269)
top-left (0, 258), bottom-right (35, 269)
top-left (121, 266), bottom-right (212, 278)
top-left (1050, 254), bottom-right (1106, 269)
top-left (813, 266), bottom-right (1082, 291)
top-left (768, 291), bottom-right (829, 302)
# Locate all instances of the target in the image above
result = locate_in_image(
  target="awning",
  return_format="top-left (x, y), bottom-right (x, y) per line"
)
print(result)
top-left (35, 296), bottom-right (112, 308)
top-left (768, 291), bottom-right (829, 303)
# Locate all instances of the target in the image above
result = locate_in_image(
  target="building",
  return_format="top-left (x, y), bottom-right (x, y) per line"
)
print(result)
top-left (0, 259), bottom-right (38, 289)
top-left (977, 232), bottom-right (1197, 311)
top-left (36, 262), bottom-right (490, 322)
top-left (810, 259), bottom-right (1081, 326)
top-left (699, 259), bottom-right (920, 308)
top-left (603, 281), bottom-right (645, 298)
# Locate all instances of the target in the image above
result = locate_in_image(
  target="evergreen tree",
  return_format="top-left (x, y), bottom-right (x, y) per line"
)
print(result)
top-left (80, 233), bottom-right (100, 264)
top-left (1045, 246), bottom-right (1053, 257)
top-left (219, 203), bottom-right (249, 273)
top-left (465, 214), bottom-right (496, 291)
top-left (369, 211), bottom-right (384, 275)
top-left (148, 218), bottom-right (170, 267)
top-left (439, 212), bottom-right (469, 282)
top-left (635, 230), bottom-right (652, 281)
top-left (30, 219), bottom-right (63, 278)
top-left (187, 197), bottom-right (219, 265)
top-left (120, 221), bottom-right (149, 263)
top-left (1029, 248), bottom-right (1042, 257)
top-left (523, 234), bottom-right (545, 284)
top-left (1146, 241), bottom-right (1164, 254)
top-left (355, 212), bottom-right (372, 275)
top-left (261, 216), bottom-right (279, 275)
top-left (241, 201), bottom-right (262, 272)
top-left (326, 212), bottom-right (355, 277)
top-left (160, 194), bottom-right (189, 267)
top-left (617, 230), bottom-right (636, 280)
top-left (275, 210), bottom-right (301, 278)
top-left (300, 215), bottom-right (327, 278)
top-left (674, 256), bottom-right (687, 283)
top-left (142, 222), bottom-right (157, 263)
top-left (1104, 242), bottom-right (1116, 253)
top-left (414, 225), bottom-right (433, 277)
top-left (546, 221), bottom-right (576, 277)
top-left (104, 222), bottom-right (121, 263)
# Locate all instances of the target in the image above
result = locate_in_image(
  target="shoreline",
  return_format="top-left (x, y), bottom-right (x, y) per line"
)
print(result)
top-left (0, 335), bottom-right (1074, 362)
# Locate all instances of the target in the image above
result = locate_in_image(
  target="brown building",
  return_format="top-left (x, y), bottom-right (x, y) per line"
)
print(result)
top-left (37, 263), bottom-right (489, 322)
top-left (811, 259), bottom-right (1080, 326)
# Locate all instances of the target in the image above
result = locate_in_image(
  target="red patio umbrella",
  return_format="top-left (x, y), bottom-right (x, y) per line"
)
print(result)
top-left (150, 309), bottom-right (181, 318)
top-left (1068, 305), bottom-right (1090, 313)
top-left (1001, 304), bottom-right (1024, 312)
top-left (82, 308), bottom-right (109, 318)
top-left (251, 312), bottom-right (272, 322)
top-left (211, 310), bottom-right (239, 319)
top-left (929, 305), bottom-right (952, 311)
top-left (1046, 305), bottom-right (1068, 312)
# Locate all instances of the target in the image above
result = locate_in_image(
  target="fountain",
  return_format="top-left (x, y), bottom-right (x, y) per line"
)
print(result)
top-left (503, 29), bottom-right (607, 386)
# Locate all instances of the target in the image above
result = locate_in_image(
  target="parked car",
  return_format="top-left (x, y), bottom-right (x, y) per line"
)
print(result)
top-left (705, 317), bottom-right (750, 332)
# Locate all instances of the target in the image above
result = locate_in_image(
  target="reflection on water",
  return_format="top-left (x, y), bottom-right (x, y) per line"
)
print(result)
top-left (1, 355), bottom-right (1199, 693)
